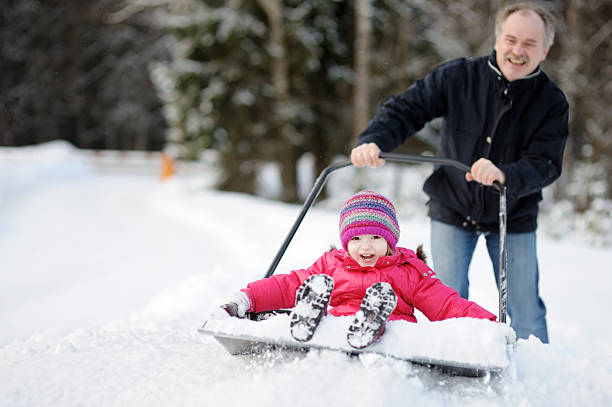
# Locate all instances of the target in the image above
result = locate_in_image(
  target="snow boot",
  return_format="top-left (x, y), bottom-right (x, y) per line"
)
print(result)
top-left (289, 274), bottom-right (335, 342)
top-left (347, 282), bottom-right (397, 349)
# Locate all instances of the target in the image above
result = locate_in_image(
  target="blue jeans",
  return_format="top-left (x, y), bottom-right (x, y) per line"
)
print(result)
top-left (430, 220), bottom-right (549, 343)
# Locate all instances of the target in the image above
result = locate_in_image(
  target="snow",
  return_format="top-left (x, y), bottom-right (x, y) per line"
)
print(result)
top-left (1, 141), bottom-right (611, 406)
top-left (203, 312), bottom-right (512, 370)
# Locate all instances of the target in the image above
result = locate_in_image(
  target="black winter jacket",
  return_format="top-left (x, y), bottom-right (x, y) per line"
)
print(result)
top-left (357, 51), bottom-right (569, 233)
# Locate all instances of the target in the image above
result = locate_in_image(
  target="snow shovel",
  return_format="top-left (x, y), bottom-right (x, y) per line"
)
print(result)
top-left (201, 152), bottom-right (511, 377)
top-left (260, 152), bottom-right (508, 324)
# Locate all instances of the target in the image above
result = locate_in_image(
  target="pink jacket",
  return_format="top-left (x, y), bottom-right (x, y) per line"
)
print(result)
top-left (246, 247), bottom-right (496, 322)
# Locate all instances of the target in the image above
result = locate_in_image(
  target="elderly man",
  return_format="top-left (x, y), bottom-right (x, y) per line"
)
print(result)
top-left (350, 2), bottom-right (569, 343)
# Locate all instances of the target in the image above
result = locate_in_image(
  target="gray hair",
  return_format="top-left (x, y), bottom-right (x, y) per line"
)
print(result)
top-left (495, 2), bottom-right (556, 49)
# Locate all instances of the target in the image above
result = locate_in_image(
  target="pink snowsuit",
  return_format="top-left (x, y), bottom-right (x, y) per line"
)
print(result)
top-left (246, 247), bottom-right (496, 322)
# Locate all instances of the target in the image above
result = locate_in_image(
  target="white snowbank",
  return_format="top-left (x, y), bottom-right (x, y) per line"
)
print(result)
top-left (203, 312), bottom-right (513, 370)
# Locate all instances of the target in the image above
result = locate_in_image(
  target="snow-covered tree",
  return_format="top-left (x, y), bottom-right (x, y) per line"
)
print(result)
top-left (150, 0), bottom-right (360, 200)
top-left (150, 0), bottom-right (446, 200)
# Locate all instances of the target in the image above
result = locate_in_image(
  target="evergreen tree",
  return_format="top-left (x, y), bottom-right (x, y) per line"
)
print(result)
top-left (152, 0), bottom-right (439, 200)
top-left (152, 0), bottom-right (358, 200)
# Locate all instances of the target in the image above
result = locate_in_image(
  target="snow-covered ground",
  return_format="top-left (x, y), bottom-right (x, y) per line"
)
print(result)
top-left (1, 141), bottom-right (611, 406)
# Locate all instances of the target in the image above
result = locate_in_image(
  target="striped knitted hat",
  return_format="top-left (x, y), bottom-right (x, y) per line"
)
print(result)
top-left (339, 190), bottom-right (400, 251)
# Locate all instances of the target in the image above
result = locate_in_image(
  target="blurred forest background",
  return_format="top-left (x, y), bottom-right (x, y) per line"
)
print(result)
top-left (1, 0), bottom-right (611, 212)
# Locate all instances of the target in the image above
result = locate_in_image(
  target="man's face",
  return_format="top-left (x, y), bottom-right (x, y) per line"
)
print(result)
top-left (494, 10), bottom-right (549, 82)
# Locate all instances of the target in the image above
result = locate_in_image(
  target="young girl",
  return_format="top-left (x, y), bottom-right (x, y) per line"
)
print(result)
top-left (221, 190), bottom-right (496, 349)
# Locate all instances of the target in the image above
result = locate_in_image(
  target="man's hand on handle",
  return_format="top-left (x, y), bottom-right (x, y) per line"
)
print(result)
top-left (466, 158), bottom-right (506, 186)
top-left (350, 143), bottom-right (385, 168)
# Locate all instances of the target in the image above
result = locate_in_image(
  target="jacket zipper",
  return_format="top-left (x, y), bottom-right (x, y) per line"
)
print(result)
top-left (474, 79), bottom-right (512, 224)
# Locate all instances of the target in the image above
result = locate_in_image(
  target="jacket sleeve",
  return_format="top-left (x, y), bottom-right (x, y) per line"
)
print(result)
top-left (356, 61), bottom-right (452, 152)
top-left (499, 89), bottom-right (569, 201)
top-left (411, 273), bottom-right (497, 322)
top-left (246, 253), bottom-right (329, 313)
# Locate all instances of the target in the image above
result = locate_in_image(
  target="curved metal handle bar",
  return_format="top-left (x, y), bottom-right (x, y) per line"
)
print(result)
top-left (261, 153), bottom-right (507, 322)
top-left (380, 152), bottom-right (470, 172)
top-left (380, 153), bottom-right (507, 194)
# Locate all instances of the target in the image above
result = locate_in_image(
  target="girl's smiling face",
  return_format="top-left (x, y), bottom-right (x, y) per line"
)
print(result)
top-left (347, 234), bottom-right (389, 267)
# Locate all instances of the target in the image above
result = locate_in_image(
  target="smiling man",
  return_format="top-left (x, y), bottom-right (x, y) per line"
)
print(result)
top-left (350, 2), bottom-right (569, 343)
top-left (494, 5), bottom-right (552, 82)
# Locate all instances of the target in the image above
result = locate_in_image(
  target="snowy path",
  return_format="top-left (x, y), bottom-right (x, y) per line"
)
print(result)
top-left (0, 174), bottom-right (213, 344)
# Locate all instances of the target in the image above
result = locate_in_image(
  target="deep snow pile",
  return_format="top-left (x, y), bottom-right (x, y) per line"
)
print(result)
top-left (203, 311), bottom-right (514, 371)
top-left (1, 141), bottom-right (611, 407)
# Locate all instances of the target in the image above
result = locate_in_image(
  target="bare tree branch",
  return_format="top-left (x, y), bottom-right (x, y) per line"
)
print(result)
top-left (104, 0), bottom-right (173, 24)
top-left (586, 17), bottom-right (612, 53)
